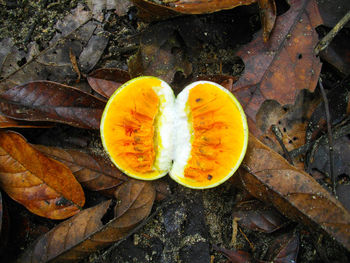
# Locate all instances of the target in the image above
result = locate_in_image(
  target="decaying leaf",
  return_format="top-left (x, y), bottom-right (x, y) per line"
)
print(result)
top-left (128, 22), bottom-right (192, 83)
top-left (256, 90), bottom-right (320, 168)
top-left (0, 81), bottom-right (106, 129)
top-left (87, 68), bottom-right (131, 99)
top-left (265, 232), bottom-right (299, 263)
top-left (233, 200), bottom-right (287, 233)
top-left (226, 0), bottom-right (322, 135)
top-left (34, 145), bottom-right (128, 194)
top-left (235, 134), bottom-right (350, 250)
top-left (18, 180), bottom-right (155, 263)
top-left (0, 4), bottom-right (108, 89)
top-left (0, 131), bottom-right (85, 220)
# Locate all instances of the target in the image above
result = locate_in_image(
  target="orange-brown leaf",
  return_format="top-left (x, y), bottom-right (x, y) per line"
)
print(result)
top-left (18, 180), bottom-right (155, 263)
top-left (132, 0), bottom-right (257, 21)
top-left (34, 145), bottom-right (128, 193)
top-left (235, 134), bottom-right (350, 250)
top-left (228, 0), bottom-right (322, 135)
top-left (0, 114), bottom-right (52, 129)
top-left (0, 131), bottom-right (85, 219)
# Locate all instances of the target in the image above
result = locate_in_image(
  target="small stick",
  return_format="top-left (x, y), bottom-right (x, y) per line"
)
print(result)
top-left (319, 78), bottom-right (336, 195)
top-left (314, 11), bottom-right (350, 55)
top-left (238, 227), bottom-right (255, 251)
top-left (271, 124), bottom-right (294, 165)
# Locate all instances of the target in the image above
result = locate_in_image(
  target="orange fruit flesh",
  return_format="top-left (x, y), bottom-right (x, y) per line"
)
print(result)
top-left (101, 78), bottom-right (160, 178)
top-left (180, 83), bottom-right (245, 188)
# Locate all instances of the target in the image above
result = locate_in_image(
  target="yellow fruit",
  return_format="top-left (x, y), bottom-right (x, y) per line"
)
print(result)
top-left (100, 76), bottom-right (248, 189)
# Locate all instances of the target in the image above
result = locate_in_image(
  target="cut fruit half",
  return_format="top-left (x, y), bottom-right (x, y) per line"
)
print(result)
top-left (100, 76), bottom-right (248, 189)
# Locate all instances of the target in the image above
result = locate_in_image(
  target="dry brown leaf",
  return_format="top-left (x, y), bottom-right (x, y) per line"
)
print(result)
top-left (0, 81), bottom-right (105, 129)
top-left (18, 180), bottom-right (155, 263)
top-left (0, 131), bottom-right (85, 219)
top-left (225, 0), bottom-right (322, 135)
top-left (234, 134), bottom-right (350, 250)
top-left (34, 145), bottom-right (128, 193)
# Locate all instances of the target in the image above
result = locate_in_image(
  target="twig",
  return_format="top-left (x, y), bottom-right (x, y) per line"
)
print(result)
top-left (319, 78), bottom-right (336, 195)
top-left (314, 11), bottom-right (350, 55)
top-left (271, 125), bottom-right (294, 165)
top-left (238, 227), bottom-right (255, 251)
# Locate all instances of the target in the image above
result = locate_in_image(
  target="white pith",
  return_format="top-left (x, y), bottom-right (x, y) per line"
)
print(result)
top-left (169, 85), bottom-right (192, 180)
top-left (152, 81), bottom-right (175, 173)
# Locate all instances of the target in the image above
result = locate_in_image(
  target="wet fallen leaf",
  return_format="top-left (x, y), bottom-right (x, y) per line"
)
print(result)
top-left (0, 131), bottom-right (85, 219)
top-left (87, 68), bottom-right (131, 99)
top-left (128, 22), bottom-right (192, 83)
top-left (18, 180), bottom-right (155, 262)
top-left (213, 244), bottom-right (252, 263)
top-left (233, 200), bottom-right (287, 233)
top-left (235, 134), bottom-right (350, 250)
top-left (34, 145), bottom-right (128, 194)
top-left (0, 4), bottom-right (108, 89)
top-left (226, 0), bottom-right (322, 135)
top-left (265, 232), bottom-right (299, 263)
top-left (0, 81), bottom-right (105, 129)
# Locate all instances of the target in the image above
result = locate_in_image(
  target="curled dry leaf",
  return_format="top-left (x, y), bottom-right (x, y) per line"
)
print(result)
top-left (227, 0), bottom-right (322, 135)
top-left (18, 180), bottom-right (155, 263)
top-left (235, 134), bottom-right (350, 250)
top-left (87, 68), bottom-right (131, 99)
top-left (233, 200), bottom-right (287, 233)
top-left (34, 145), bottom-right (128, 193)
top-left (0, 131), bottom-right (85, 220)
top-left (0, 81), bottom-right (106, 129)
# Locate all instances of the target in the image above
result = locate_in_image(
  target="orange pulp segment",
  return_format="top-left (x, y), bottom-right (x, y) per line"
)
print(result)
top-left (170, 81), bottom-right (248, 188)
top-left (101, 77), bottom-right (161, 179)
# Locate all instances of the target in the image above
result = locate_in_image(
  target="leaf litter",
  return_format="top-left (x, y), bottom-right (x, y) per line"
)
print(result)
top-left (0, 0), bottom-right (350, 262)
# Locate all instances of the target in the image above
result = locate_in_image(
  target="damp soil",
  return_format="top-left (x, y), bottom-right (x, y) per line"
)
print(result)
top-left (0, 1), bottom-right (350, 263)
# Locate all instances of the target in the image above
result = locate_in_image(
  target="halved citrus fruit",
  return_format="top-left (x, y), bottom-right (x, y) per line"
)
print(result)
top-left (100, 76), bottom-right (248, 189)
